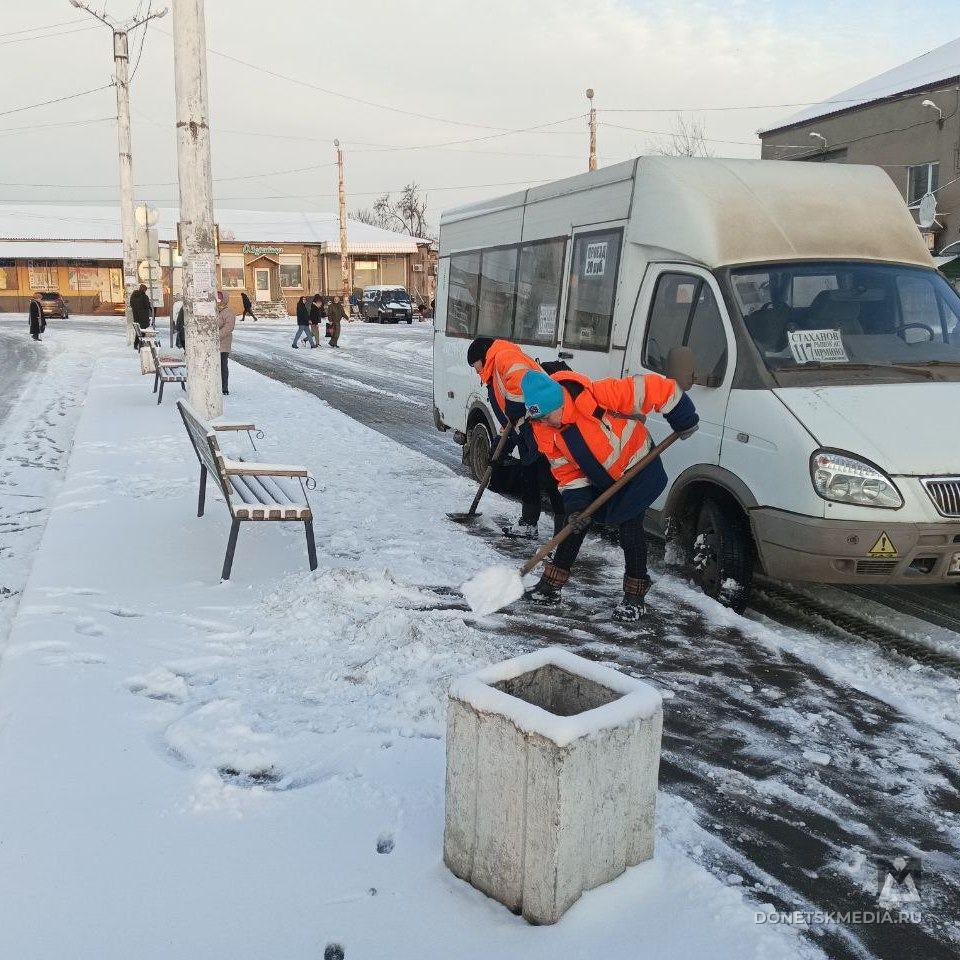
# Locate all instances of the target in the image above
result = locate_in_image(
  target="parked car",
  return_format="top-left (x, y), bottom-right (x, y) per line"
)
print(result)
top-left (361, 285), bottom-right (414, 323)
top-left (38, 292), bottom-right (69, 319)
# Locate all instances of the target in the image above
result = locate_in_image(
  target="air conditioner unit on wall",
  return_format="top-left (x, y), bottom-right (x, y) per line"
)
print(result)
top-left (412, 263), bottom-right (424, 272)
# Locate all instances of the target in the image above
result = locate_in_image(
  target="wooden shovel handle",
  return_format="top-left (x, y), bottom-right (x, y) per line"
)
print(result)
top-left (466, 417), bottom-right (526, 516)
top-left (519, 431), bottom-right (681, 577)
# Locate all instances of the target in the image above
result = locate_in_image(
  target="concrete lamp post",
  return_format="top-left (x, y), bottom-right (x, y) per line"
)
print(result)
top-left (444, 648), bottom-right (663, 925)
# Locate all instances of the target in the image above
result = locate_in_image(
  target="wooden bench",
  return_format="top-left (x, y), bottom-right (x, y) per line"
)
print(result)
top-left (177, 399), bottom-right (317, 580)
top-left (149, 340), bottom-right (187, 404)
top-left (134, 325), bottom-right (160, 351)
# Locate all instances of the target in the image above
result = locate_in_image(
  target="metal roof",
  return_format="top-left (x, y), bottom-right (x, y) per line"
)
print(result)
top-left (761, 36), bottom-right (960, 134)
top-left (0, 240), bottom-right (122, 260)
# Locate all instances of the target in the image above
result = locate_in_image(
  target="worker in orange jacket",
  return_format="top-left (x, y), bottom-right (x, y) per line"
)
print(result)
top-left (467, 337), bottom-right (565, 538)
top-left (520, 367), bottom-right (699, 621)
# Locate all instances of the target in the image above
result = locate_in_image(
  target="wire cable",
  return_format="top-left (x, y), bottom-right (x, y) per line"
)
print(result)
top-left (0, 84), bottom-right (115, 120)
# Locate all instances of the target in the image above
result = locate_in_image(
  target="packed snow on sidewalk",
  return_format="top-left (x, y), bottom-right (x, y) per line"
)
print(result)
top-left (0, 341), bottom-right (823, 960)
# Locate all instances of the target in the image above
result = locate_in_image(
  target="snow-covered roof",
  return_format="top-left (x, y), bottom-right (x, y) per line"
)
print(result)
top-left (0, 240), bottom-right (122, 260)
top-left (762, 36), bottom-right (960, 134)
top-left (0, 204), bottom-right (428, 249)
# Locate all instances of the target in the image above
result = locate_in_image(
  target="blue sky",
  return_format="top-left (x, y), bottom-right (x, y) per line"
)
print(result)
top-left (1, 1), bottom-right (958, 216)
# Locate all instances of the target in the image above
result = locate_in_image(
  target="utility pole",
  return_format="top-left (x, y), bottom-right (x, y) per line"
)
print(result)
top-left (586, 88), bottom-right (598, 172)
top-left (70, 1), bottom-right (168, 346)
top-left (335, 139), bottom-right (350, 303)
top-left (172, 0), bottom-right (221, 419)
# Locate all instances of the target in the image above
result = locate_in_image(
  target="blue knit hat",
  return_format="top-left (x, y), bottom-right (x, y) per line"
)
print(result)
top-left (521, 370), bottom-right (564, 419)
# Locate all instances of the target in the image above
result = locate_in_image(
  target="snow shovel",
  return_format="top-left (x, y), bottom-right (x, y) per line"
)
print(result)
top-left (461, 430), bottom-right (682, 616)
top-left (446, 417), bottom-right (525, 524)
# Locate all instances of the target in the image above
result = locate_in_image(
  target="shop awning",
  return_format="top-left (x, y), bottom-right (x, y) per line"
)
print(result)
top-left (320, 240), bottom-right (420, 255)
top-left (0, 240), bottom-right (123, 260)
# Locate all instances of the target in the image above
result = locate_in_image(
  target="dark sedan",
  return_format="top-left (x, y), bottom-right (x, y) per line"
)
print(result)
top-left (38, 292), bottom-right (69, 319)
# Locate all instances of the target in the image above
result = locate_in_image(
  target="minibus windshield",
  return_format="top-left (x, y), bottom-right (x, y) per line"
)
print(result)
top-left (731, 262), bottom-right (960, 378)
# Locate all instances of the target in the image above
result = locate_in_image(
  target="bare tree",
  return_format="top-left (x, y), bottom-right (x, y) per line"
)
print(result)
top-left (652, 115), bottom-right (715, 158)
top-left (353, 182), bottom-right (433, 238)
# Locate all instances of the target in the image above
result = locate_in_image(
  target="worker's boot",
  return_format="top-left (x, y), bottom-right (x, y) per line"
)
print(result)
top-left (502, 518), bottom-right (539, 539)
top-left (522, 562), bottom-right (568, 606)
top-left (612, 575), bottom-right (652, 623)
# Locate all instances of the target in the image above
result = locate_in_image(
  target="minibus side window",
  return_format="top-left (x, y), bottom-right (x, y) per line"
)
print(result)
top-left (447, 252), bottom-right (481, 338)
top-left (476, 246), bottom-right (519, 337)
top-left (514, 238), bottom-right (567, 346)
top-left (563, 228), bottom-right (623, 352)
top-left (643, 272), bottom-right (728, 387)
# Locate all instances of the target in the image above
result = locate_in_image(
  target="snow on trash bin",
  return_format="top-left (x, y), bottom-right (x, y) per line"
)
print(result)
top-left (443, 647), bottom-right (663, 925)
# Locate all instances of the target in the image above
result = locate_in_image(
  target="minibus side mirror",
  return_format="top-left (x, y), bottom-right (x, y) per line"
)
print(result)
top-left (667, 346), bottom-right (695, 391)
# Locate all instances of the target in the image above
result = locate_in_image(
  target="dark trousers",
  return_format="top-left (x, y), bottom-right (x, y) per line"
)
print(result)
top-left (553, 512), bottom-right (648, 578)
top-left (220, 352), bottom-right (229, 393)
top-left (330, 320), bottom-right (341, 347)
top-left (520, 456), bottom-right (566, 533)
top-left (242, 308), bottom-right (257, 321)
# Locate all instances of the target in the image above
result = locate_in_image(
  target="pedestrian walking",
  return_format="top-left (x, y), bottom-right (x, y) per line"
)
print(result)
top-left (240, 291), bottom-right (257, 322)
top-left (130, 283), bottom-right (152, 329)
top-left (217, 291), bottom-right (237, 394)
top-left (292, 295), bottom-right (317, 348)
top-left (28, 292), bottom-right (45, 341)
top-left (309, 294), bottom-right (324, 345)
top-left (467, 337), bottom-right (566, 539)
top-left (326, 295), bottom-right (347, 348)
top-left (175, 304), bottom-right (185, 349)
top-left (519, 368), bottom-right (699, 621)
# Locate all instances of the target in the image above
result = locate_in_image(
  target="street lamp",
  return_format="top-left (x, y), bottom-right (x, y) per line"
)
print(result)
top-left (809, 132), bottom-right (827, 150)
top-left (921, 99), bottom-right (944, 127)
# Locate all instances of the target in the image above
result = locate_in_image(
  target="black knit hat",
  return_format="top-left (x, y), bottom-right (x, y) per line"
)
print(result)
top-left (467, 337), bottom-right (494, 367)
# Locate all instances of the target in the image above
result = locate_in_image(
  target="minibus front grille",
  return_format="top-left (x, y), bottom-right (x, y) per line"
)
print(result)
top-left (855, 559), bottom-right (899, 576)
top-left (921, 477), bottom-right (960, 517)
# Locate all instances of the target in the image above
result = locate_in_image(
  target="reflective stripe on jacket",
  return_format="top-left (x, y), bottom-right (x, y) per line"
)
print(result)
top-left (479, 339), bottom-right (540, 419)
top-left (530, 370), bottom-right (683, 493)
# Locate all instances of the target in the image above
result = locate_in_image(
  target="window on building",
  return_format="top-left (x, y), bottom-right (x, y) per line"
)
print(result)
top-left (27, 261), bottom-right (57, 291)
top-left (68, 265), bottom-right (99, 292)
top-left (0, 261), bottom-right (16, 291)
top-left (279, 254), bottom-right (303, 289)
top-left (907, 162), bottom-right (939, 205)
top-left (220, 254), bottom-right (245, 289)
top-left (514, 238), bottom-right (566, 346)
top-left (643, 272), bottom-right (728, 387)
top-left (447, 251), bottom-right (480, 337)
top-left (476, 246), bottom-right (518, 337)
top-left (562, 229), bottom-right (622, 351)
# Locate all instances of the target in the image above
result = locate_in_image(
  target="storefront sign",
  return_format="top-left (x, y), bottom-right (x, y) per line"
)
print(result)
top-left (242, 244), bottom-right (283, 256)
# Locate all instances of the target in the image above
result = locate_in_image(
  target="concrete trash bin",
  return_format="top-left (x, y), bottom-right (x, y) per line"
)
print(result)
top-left (443, 648), bottom-right (663, 925)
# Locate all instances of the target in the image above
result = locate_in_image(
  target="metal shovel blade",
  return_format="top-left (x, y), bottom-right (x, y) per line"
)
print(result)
top-left (445, 511), bottom-right (483, 524)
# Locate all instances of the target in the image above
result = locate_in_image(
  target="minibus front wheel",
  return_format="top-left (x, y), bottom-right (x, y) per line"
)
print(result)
top-left (465, 422), bottom-right (493, 483)
top-left (692, 497), bottom-right (753, 614)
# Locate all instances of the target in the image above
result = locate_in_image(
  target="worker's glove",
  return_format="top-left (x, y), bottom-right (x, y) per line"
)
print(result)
top-left (486, 451), bottom-right (503, 468)
top-left (567, 511), bottom-right (592, 535)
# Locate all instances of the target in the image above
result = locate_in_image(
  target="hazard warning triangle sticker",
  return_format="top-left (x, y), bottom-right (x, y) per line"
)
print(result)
top-left (867, 532), bottom-right (898, 558)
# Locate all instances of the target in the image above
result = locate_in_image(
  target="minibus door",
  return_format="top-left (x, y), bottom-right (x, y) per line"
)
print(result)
top-left (624, 266), bottom-right (736, 497)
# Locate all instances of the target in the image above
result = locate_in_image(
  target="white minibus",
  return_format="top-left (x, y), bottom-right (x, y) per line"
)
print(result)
top-left (432, 157), bottom-right (960, 609)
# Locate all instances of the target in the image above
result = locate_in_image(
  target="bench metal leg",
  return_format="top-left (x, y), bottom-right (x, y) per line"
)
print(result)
top-left (153, 370), bottom-right (159, 393)
top-left (157, 380), bottom-right (164, 405)
top-left (304, 520), bottom-right (318, 571)
top-left (222, 519), bottom-right (241, 580)
top-left (181, 381), bottom-right (186, 391)
top-left (198, 465), bottom-right (207, 517)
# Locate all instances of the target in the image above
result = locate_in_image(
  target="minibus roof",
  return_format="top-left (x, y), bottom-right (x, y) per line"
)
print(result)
top-left (440, 156), bottom-right (933, 270)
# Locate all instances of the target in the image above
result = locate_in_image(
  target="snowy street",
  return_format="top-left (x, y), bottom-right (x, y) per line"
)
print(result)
top-left (0, 320), bottom-right (957, 958)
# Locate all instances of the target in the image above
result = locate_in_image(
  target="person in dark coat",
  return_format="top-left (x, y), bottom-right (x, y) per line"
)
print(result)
top-left (292, 295), bottom-right (317, 348)
top-left (28, 292), bottom-right (45, 341)
top-left (240, 291), bottom-right (257, 322)
top-left (326, 296), bottom-right (347, 348)
top-left (309, 294), bottom-right (324, 346)
top-left (130, 284), bottom-right (152, 329)
top-left (175, 305), bottom-right (185, 349)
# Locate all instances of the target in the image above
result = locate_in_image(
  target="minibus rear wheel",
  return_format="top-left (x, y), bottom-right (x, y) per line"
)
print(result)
top-left (466, 422), bottom-right (493, 483)
top-left (692, 497), bottom-right (753, 614)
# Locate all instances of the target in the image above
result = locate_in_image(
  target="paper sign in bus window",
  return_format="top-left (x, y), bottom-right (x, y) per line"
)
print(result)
top-left (787, 328), bottom-right (849, 364)
top-left (537, 304), bottom-right (557, 336)
top-left (584, 242), bottom-right (607, 277)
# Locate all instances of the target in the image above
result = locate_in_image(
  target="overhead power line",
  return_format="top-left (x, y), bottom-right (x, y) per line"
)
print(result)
top-left (602, 121), bottom-right (760, 147)
top-left (600, 98), bottom-right (874, 114)
top-left (0, 18), bottom-right (88, 39)
top-left (0, 24), bottom-right (99, 46)
top-left (0, 84), bottom-right (115, 120)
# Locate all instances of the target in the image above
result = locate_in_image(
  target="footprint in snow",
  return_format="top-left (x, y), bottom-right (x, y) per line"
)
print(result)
top-left (376, 833), bottom-right (395, 854)
top-left (74, 618), bottom-right (105, 637)
top-left (324, 944), bottom-right (345, 960)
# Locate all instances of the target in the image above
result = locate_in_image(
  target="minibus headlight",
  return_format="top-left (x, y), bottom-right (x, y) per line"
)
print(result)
top-left (810, 451), bottom-right (902, 508)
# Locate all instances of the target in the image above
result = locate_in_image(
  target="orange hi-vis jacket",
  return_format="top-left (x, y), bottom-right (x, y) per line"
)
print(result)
top-left (531, 370), bottom-right (683, 493)
top-left (479, 339), bottom-right (540, 419)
